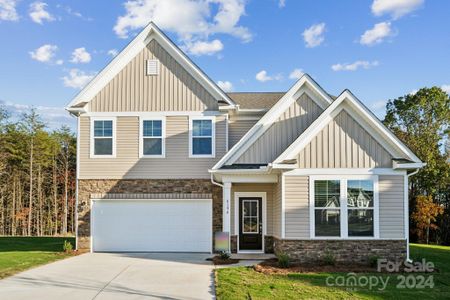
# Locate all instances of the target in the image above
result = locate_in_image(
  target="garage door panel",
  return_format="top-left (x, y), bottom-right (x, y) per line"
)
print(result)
top-left (92, 199), bottom-right (212, 252)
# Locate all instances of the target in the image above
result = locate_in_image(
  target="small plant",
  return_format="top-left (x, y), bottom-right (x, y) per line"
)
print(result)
top-left (219, 251), bottom-right (231, 260)
top-left (323, 250), bottom-right (336, 266)
top-left (277, 253), bottom-right (290, 268)
top-left (63, 240), bottom-right (73, 253)
top-left (369, 255), bottom-right (379, 268)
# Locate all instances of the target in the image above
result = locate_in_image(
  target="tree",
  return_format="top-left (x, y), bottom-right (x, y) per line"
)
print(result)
top-left (384, 87), bottom-right (450, 243)
top-left (412, 195), bottom-right (444, 244)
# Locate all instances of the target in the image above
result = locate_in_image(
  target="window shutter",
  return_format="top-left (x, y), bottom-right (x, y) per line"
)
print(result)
top-left (146, 59), bottom-right (159, 75)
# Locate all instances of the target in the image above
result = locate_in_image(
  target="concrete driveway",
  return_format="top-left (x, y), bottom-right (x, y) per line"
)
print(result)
top-left (0, 253), bottom-right (215, 300)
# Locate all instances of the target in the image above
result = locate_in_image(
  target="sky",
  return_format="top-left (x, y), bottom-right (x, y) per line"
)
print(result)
top-left (0, 0), bottom-right (449, 130)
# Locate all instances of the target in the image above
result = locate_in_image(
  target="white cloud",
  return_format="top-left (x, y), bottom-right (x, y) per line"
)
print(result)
top-left (409, 89), bottom-right (418, 95)
top-left (302, 23), bottom-right (326, 48)
top-left (29, 44), bottom-right (59, 63)
top-left (331, 60), bottom-right (379, 71)
top-left (70, 47), bottom-right (91, 64)
top-left (289, 68), bottom-right (304, 80)
top-left (371, 100), bottom-right (387, 110)
top-left (371, 0), bottom-right (424, 19)
top-left (107, 49), bottom-right (119, 57)
top-left (360, 22), bottom-right (393, 46)
top-left (255, 70), bottom-right (282, 82)
top-left (113, 0), bottom-right (251, 56)
top-left (217, 80), bottom-right (233, 92)
top-left (0, 0), bottom-right (19, 21)
top-left (0, 99), bottom-right (75, 129)
top-left (56, 4), bottom-right (93, 21)
top-left (184, 39), bottom-right (223, 56)
top-left (440, 85), bottom-right (450, 94)
top-left (62, 69), bottom-right (96, 89)
top-left (278, 0), bottom-right (286, 8)
top-left (29, 2), bottom-right (54, 24)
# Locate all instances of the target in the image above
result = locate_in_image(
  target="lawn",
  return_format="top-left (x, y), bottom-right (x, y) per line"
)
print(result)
top-left (0, 236), bottom-right (76, 279)
top-left (216, 244), bottom-right (450, 300)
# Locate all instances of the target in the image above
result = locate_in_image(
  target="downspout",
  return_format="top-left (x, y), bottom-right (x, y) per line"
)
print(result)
top-left (405, 168), bottom-right (420, 262)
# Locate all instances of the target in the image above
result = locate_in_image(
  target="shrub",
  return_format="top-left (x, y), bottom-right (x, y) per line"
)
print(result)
top-left (323, 250), bottom-right (336, 266)
top-left (277, 253), bottom-right (290, 268)
top-left (219, 251), bottom-right (231, 260)
top-left (63, 240), bottom-right (73, 253)
top-left (369, 255), bottom-right (379, 268)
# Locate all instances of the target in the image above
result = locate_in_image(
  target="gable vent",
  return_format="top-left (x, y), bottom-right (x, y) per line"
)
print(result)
top-left (146, 59), bottom-right (159, 75)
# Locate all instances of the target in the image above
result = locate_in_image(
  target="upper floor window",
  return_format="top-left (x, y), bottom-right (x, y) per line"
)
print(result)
top-left (140, 118), bottom-right (165, 158)
top-left (311, 176), bottom-right (379, 239)
top-left (190, 117), bottom-right (215, 158)
top-left (91, 118), bottom-right (115, 158)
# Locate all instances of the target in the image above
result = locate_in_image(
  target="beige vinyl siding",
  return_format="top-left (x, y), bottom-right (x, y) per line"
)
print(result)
top-left (236, 93), bottom-right (323, 164)
top-left (298, 110), bottom-right (392, 168)
top-left (272, 178), bottom-right (282, 238)
top-left (88, 39), bottom-right (218, 112)
top-left (231, 184), bottom-right (274, 236)
top-left (284, 176), bottom-right (310, 239)
top-left (79, 115), bottom-right (226, 179)
top-left (379, 175), bottom-right (405, 239)
top-left (228, 119), bottom-right (259, 148)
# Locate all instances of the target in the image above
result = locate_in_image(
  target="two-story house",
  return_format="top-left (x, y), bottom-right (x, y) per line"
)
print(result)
top-left (66, 23), bottom-right (424, 263)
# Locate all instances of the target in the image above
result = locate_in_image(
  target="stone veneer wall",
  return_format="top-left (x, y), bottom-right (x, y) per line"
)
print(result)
top-left (77, 179), bottom-right (222, 250)
top-left (274, 238), bottom-right (407, 264)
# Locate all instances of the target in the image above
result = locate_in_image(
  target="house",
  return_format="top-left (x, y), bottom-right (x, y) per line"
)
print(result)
top-left (66, 23), bottom-right (424, 263)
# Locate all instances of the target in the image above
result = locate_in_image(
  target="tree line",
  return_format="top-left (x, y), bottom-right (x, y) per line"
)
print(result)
top-left (0, 107), bottom-right (76, 236)
top-left (0, 86), bottom-right (448, 244)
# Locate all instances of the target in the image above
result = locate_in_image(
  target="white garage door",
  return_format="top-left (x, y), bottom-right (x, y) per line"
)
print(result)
top-left (92, 199), bottom-right (212, 252)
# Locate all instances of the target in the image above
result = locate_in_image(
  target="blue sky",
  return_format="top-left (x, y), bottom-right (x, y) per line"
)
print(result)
top-left (0, 0), bottom-right (449, 129)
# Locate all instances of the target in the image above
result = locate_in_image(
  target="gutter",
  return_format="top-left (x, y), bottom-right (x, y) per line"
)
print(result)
top-left (405, 168), bottom-right (421, 263)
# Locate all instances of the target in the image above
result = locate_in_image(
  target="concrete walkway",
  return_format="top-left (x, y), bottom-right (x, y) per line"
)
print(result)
top-left (0, 253), bottom-right (215, 300)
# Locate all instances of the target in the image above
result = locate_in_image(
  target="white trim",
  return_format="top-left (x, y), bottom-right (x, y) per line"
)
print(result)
top-left (309, 175), bottom-right (380, 240)
top-left (404, 174), bottom-right (409, 259)
top-left (212, 74), bottom-right (333, 170)
top-left (75, 116), bottom-right (80, 250)
top-left (393, 162), bottom-right (426, 169)
top-left (275, 90), bottom-right (422, 165)
top-left (284, 168), bottom-right (406, 176)
top-left (139, 116), bottom-right (166, 158)
top-left (90, 117), bottom-right (116, 158)
top-left (281, 174), bottom-right (286, 238)
top-left (234, 192), bottom-right (267, 253)
top-left (84, 111), bottom-right (225, 117)
top-left (66, 22), bottom-right (235, 110)
top-left (221, 174), bottom-right (278, 183)
top-left (225, 114), bottom-right (229, 152)
top-left (189, 116), bottom-right (215, 158)
top-left (90, 198), bottom-right (213, 254)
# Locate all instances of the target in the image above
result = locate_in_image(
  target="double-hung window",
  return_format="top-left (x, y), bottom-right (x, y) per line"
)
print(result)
top-left (140, 118), bottom-right (165, 157)
top-left (190, 117), bottom-right (215, 157)
top-left (91, 118), bottom-right (115, 158)
top-left (311, 176), bottom-right (378, 239)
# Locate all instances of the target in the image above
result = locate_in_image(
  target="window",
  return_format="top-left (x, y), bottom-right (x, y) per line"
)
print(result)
top-left (91, 119), bottom-right (115, 157)
top-left (242, 200), bottom-right (259, 234)
top-left (140, 118), bottom-right (165, 157)
top-left (311, 176), bottom-right (378, 238)
top-left (190, 117), bottom-right (215, 157)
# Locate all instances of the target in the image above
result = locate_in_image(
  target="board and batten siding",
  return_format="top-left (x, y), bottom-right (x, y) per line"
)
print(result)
top-left (272, 178), bottom-right (282, 238)
top-left (79, 115), bottom-right (226, 179)
top-left (228, 119), bottom-right (259, 148)
top-left (236, 93), bottom-right (323, 164)
top-left (284, 176), bottom-right (310, 239)
top-left (231, 183), bottom-right (275, 237)
top-left (281, 174), bottom-right (405, 239)
top-left (88, 39), bottom-right (218, 112)
top-left (298, 109), bottom-right (393, 168)
top-left (379, 175), bottom-right (405, 239)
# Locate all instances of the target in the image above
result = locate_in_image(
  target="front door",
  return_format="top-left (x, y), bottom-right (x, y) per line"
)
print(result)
top-left (239, 197), bottom-right (263, 251)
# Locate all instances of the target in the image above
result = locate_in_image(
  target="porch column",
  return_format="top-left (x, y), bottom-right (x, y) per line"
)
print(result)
top-left (222, 182), bottom-right (232, 234)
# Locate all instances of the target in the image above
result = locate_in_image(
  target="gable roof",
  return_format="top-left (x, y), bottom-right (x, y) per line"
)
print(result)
top-left (211, 74), bottom-right (334, 170)
top-left (227, 92), bottom-right (285, 109)
top-left (274, 90), bottom-right (422, 165)
top-left (66, 22), bottom-right (236, 111)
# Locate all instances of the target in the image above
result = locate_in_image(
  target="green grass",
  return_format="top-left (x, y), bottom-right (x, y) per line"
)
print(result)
top-left (216, 244), bottom-right (450, 299)
top-left (0, 237), bottom-right (76, 279)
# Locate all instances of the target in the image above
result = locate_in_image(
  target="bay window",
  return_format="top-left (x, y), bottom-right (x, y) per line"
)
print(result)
top-left (311, 176), bottom-right (378, 238)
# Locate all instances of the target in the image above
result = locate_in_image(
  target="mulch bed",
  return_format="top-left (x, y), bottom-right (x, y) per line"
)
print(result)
top-left (208, 256), bottom-right (240, 265)
top-left (254, 259), bottom-right (377, 274)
